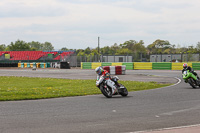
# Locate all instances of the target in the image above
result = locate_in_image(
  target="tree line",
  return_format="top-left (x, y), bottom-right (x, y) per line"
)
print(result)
top-left (1, 39), bottom-right (200, 56)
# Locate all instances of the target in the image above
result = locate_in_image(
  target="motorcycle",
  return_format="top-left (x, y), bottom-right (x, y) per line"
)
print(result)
top-left (97, 76), bottom-right (128, 98)
top-left (182, 70), bottom-right (200, 88)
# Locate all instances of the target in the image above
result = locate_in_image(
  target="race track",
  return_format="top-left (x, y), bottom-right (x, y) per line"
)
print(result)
top-left (0, 69), bottom-right (200, 133)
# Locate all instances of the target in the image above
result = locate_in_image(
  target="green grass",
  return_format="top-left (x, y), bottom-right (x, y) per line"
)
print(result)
top-left (0, 76), bottom-right (172, 101)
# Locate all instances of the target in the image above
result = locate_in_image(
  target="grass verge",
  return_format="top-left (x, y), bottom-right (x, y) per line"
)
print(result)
top-left (0, 76), bottom-right (172, 101)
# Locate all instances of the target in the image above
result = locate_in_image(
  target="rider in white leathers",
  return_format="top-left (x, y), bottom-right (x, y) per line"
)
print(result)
top-left (95, 67), bottom-right (117, 94)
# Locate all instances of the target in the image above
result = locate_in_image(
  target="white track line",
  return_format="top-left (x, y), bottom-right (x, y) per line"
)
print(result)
top-left (131, 124), bottom-right (200, 133)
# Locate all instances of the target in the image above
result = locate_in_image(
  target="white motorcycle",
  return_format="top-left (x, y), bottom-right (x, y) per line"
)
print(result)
top-left (97, 76), bottom-right (128, 98)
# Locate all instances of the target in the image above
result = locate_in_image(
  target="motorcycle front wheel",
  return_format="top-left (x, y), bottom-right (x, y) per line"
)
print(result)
top-left (100, 84), bottom-right (112, 98)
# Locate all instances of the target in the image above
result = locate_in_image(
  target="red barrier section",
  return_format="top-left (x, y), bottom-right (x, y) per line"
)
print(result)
top-left (0, 51), bottom-right (74, 61)
top-left (103, 66), bottom-right (110, 73)
top-left (103, 66), bottom-right (126, 75)
top-left (115, 66), bottom-right (122, 75)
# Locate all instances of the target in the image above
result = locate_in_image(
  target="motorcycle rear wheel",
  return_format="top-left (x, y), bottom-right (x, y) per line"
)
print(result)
top-left (188, 78), bottom-right (196, 88)
top-left (118, 84), bottom-right (128, 97)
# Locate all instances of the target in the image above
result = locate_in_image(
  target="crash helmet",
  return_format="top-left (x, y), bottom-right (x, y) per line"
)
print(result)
top-left (95, 66), bottom-right (103, 75)
top-left (183, 63), bottom-right (188, 69)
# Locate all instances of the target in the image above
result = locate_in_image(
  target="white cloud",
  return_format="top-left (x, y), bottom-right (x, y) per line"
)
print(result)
top-left (0, 0), bottom-right (200, 49)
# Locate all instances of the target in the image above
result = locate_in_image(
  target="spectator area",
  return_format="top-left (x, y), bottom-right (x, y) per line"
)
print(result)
top-left (0, 51), bottom-right (74, 61)
top-left (53, 52), bottom-right (73, 60)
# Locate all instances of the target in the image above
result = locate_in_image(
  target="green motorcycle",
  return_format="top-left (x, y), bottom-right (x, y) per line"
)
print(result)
top-left (182, 70), bottom-right (200, 88)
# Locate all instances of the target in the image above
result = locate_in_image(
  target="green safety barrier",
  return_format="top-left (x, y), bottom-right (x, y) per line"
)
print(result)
top-left (101, 62), bottom-right (112, 66)
top-left (192, 63), bottom-right (200, 70)
top-left (122, 63), bottom-right (134, 70)
top-left (82, 62), bottom-right (92, 69)
top-left (152, 63), bottom-right (172, 70)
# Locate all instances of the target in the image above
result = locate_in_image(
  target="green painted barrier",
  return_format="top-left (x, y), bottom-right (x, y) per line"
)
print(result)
top-left (122, 63), bottom-right (134, 70)
top-left (192, 63), bottom-right (200, 70)
top-left (102, 62), bottom-right (112, 66)
top-left (152, 63), bottom-right (171, 70)
top-left (33, 62), bottom-right (36, 69)
top-left (40, 63), bottom-right (46, 68)
top-left (40, 63), bottom-right (44, 68)
top-left (27, 63), bottom-right (30, 68)
top-left (82, 62), bottom-right (92, 69)
top-left (47, 62), bottom-right (51, 68)
top-left (21, 63), bottom-right (24, 68)
top-left (43, 63), bottom-right (46, 68)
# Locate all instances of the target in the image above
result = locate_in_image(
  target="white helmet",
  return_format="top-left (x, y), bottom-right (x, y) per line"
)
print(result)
top-left (95, 66), bottom-right (103, 75)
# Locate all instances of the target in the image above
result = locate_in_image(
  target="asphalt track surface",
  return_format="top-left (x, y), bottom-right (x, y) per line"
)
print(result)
top-left (0, 68), bottom-right (200, 133)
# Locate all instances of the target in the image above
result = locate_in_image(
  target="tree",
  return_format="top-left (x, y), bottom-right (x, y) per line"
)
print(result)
top-left (115, 48), bottom-right (132, 55)
top-left (28, 41), bottom-right (42, 51)
top-left (147, 39), bottom-right (171, 54)
top-left (100, 46), bottom-right (111, 54)
top-left (8, 40), bottom-right (30, 51)
top-left (60, 47), bottom-right (69, 51)
top-left (132, 40), bottom-right (146, 54)
top-left (119, 40), bottom-right (137, 50)
top-left (41, 42), bottom-right (54, 51)
top-left (196, 42), bottom-right (200, 52)
top-left (187, 45), bottom-right (197, 54)
top-left (84, 47), bottom-right (91, 55)
top-left (0, 44), bottom-right (6, 51)
top-left (110, 43), bottom-right (119, 54)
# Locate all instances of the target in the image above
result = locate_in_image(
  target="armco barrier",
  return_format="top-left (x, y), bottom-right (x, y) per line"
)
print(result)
top-left (134, 62), bottom-right (152, 70)
top-left (152, 62), bottom-right (171, 70)
top-left (103, 65), bottom-right (126, 75)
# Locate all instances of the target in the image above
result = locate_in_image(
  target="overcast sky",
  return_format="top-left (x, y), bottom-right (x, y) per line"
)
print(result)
top-left (0, 0), bottom-right (200, 50)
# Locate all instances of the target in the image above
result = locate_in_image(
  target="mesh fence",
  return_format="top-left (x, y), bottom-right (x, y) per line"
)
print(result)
top-left (1, 52), bottom-right (200, 67)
